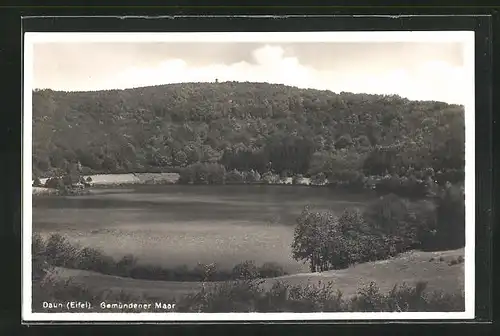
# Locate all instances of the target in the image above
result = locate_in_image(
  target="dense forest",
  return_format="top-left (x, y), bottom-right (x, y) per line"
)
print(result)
top-left (32, 81), bottom-right (465, 190)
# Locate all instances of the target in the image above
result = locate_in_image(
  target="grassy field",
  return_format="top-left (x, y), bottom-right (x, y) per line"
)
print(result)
top-left (33, 185), bottom-right (373, 274)
top-left (51, 248), bottom-right (464, 301)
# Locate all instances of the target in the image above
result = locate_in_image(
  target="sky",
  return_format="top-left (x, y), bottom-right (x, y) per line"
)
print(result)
top-left (32, 41), bottom-right (468, 104)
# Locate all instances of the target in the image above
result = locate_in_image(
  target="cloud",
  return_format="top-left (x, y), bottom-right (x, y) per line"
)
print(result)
top-left (33, 44), bottom-right (467, 104)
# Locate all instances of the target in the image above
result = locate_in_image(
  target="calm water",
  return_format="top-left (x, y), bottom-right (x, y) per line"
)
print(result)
top-left (33, 185), bottom-right (373, 273)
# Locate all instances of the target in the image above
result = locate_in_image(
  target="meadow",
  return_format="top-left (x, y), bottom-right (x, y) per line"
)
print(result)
top-left (33, 184), bottom-right (375, 273)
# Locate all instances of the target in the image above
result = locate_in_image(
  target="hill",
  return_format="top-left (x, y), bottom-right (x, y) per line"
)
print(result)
top-left (32, 82), bottom-right (465, 184)
top-left (52, 248), bottom-right (464, 301)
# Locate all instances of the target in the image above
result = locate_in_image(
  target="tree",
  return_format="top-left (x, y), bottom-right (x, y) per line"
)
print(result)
top-left (32, 82), bottom-right (464, 188)
top-left (291, 207), bottom-right (336, 272)
top-left (363, 194), bottom-right (419, 255)
top-left (434, 184), bottom-right (465, 249)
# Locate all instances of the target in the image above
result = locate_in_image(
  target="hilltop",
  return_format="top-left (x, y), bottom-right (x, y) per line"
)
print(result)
top-left (32, 82), bottom-right (464, 185)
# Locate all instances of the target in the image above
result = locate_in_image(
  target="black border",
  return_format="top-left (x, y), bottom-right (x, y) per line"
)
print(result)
top-left (1, 8), bottom-right (495, 333)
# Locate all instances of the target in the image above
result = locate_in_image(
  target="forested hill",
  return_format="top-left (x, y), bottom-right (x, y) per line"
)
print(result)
top-left (32, 81), bottom-right (465, 185)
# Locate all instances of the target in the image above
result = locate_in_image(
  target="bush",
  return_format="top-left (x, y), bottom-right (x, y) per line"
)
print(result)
top-left (32, 266), bottom-right (464, 313)
top-left (261, 171), bottom-right (279, 184)
top-left (231, 260), bottom-right (259, 280)
top-left (310, 172), bottom-right (327, 185)
top-left (177, 163), bottom-right (226, 185)
top-left (115, 254), bottom-right (138, 277)
top-left (363, 194), bottom-right (419, 254)
top-left (44, 234), bottom-right (80, 267)
top-left (258, 262), bottom-right (287, 278)
top-left (176, 279), bottom-right (264, 313)
top-left (244, 169), bottom-right (261, 183)
top-left (32, 233), bottom-right (52, 281)
top-left (328, 170), bottom-right (366, 191)
top-left (44, 177), bottom-right (65, 190)
top-left (225, 169), bottom-right (245, 184)
top-left (35, 234), bottom-right (288, 282)
top-left (174, 279), bottom-right (464, 313)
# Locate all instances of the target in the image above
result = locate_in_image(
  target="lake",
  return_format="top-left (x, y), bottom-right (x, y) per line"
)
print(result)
top-left (32, 185), bottom-right (375, 274)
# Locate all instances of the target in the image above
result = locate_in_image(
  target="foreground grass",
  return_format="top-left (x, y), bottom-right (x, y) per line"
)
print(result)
top-left (32, 238), bottom-right (465, 313)
top-left (49, 248), bottom-right (464, 301)
top-left (33, 273), bottom-right (464, 313)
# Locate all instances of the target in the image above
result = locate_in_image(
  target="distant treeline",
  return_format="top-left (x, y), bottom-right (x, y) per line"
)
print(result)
top-left (175, 162), bottom-right (459, 199)
top-left (33, 82), bottom-right (464, 191)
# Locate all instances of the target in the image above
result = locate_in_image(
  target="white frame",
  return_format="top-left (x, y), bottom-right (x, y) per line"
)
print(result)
top-left (22, 31), bottom-right (475, 322)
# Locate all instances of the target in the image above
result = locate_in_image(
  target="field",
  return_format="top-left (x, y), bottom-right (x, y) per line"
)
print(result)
top-left (32, 184), bottom-right (465, 312)
top-left (51, 248), bottom-right (464, 301)
top-left (33, 184), bottom-right (374, 273)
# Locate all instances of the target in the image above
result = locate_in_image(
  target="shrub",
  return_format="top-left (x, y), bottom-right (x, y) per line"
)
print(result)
top-left (35, 235), bottom-right (290, 282)
top-left (231, 260), bottom-right (259, 280)
top-left (244, 169), bottom-right (261, 183)
top-left (310, 172), bottom-right (327, 185)
top-left (328, 170), bottom-right (366, 191)
top-left (176, 279), bottom-right (264, 313)
top-left (44, 177), bottom-right (65, 190)
top-left (75, 246), bottom-right (116, 274)
top-left (261, 171), bottom-right (279, 184)
top-left (363, 194), bottom-right (418, 254)
top-left (32, 233), bottom-right (51, 281)
top-left (44, 234), bottom-right (79, 267)
top-left (32, 270), bottom-right (464, 313)
top-left (116, 254), bottom-right (138, 277)
top-left (177, 163), bottom-right (226, 185)
top-left (225, 169), bottom-right (245, 184)
top-left (258, 262), bottom-right (287, 278)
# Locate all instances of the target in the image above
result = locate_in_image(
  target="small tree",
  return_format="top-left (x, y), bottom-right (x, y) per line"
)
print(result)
top-left (231, 260), bottom-right (259, 280)
top-left (291, 207), bottom-right (336, 272)
top-left (363, 194), bottom-right (417, 255)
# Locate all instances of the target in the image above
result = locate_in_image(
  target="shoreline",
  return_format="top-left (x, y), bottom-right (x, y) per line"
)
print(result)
top-left (32, 172), bottom-right (327, 195)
